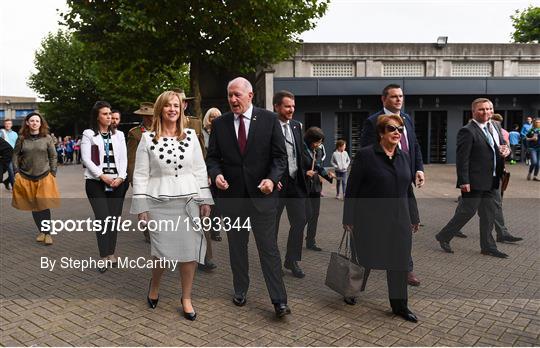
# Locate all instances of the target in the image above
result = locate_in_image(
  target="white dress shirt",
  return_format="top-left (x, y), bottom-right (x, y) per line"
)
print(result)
top-left (233, 104), bottom-right (253, 139)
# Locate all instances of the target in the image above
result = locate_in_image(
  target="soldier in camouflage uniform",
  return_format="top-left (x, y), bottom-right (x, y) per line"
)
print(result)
top-left (127, 102), bottom-right (154, 243)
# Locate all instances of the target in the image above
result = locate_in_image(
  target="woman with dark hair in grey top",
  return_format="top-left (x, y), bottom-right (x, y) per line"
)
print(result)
top-left (12, 112), bottom-right (60, 245)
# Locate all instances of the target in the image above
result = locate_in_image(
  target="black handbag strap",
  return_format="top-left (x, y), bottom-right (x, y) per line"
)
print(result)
top-left (338, 228), bottom-right (355, 259)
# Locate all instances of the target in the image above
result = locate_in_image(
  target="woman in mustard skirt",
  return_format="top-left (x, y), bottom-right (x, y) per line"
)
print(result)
top-left (12, 112), bottom-right (60, 245)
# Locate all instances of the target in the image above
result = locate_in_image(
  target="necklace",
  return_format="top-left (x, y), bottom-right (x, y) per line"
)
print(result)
top-left (381, 144), bottom-right (396, 159)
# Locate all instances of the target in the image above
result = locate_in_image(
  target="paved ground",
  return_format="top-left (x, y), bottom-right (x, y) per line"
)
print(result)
top-left (0, 163), bottom-right (539, 346)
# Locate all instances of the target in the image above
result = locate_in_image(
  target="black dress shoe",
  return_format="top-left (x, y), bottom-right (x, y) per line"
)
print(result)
top-left (274, 303), bottom-right (291, 318)
top-left (481, 249), bottom-right (509, 258)
top-left (496, 235), bottom-right (523, 243)
top-left (198, 259), bottom-right (217, 272)
top-left (205, 259), bottom-right (217, 270)
top-left (455, 231), bottom-right (467, 238)
top-left (438, 240), bottom-right (454, 253)
top-left (98, 266), bottom-right (107, 273)
top-left (284, 260), bottom-right (305, 278)
top-left (344, 296), bottom-right (357, 305)
top-left (232, 293), bottom-right (247, 306)
top-left (181, 298), bottom-right (196, 321)
top-left (306, 244), bottom-right (322, 251)
top-left (392, 307), bottom-right (418, 323)
top-left (147, 279), bottom-right (159, 309)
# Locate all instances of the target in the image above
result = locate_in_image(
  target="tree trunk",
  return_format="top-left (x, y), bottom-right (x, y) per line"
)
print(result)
top-left (189, 57), bottom-right (202, 119)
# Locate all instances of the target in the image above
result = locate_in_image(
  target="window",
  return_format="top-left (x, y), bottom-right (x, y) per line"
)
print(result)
top-left (15, 109), bottom-right (34, 118)
top-left (383, 62), bottom-right (425, 77)
top-left (304, 112), bottom-right (321, 129)
top-left (312, 63), bottom-right (354, 77)
top-left (335, 111), bottom-right (369, 159)
top-left (463, 110), bottom-right (472, 125)
top-left (0, 110), bottom-right (4, 119)
top-left (451, 62), bottom-right (492, 76)
top-left (518, 62), bottom-right (540, 76)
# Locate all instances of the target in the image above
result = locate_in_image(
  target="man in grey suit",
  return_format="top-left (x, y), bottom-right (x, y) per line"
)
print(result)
top-left (436, 98), bottom-right (511, 258)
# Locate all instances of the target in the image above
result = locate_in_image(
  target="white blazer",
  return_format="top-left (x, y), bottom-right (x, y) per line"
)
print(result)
top-left (130, 129), bottom-right (213, 214)
top-left (81, 129), bottom-right (128, 180)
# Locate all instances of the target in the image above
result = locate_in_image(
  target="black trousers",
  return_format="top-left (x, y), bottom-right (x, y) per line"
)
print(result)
top-left (225, 198), bottom-right (287, 304)
top-left (437, 187), bottom-right (498, 252)
top-left (493, 188), bottom-right (511, 239)
top-left (387, 270), bottom-right (409, 310)
top-left (32, 209), bottom-right (51, 235)
top-left (305, 192), bottom-right (321, 246)
top-left (275, 175), bottom-right (306, 262)
top-left (85, 179), bottom-right (128, 257)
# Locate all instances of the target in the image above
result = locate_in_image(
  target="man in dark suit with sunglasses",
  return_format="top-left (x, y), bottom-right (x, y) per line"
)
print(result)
top-left (359, 84), bottom-right (424, 288)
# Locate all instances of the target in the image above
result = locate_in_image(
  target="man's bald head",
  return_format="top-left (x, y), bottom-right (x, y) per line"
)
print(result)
top-left (227, 77), bottom-right (254, 115)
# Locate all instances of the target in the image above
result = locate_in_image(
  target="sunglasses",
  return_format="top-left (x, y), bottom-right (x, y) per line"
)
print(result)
top-left (385, 125), bottom-right (404, 134)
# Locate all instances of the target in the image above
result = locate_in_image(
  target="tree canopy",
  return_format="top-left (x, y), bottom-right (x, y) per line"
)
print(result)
top-left (28, 30), bottom-right (99, 134)
top-left (510, 6), bottom-right (540, 43)
top-left (61, 0), bottom-right (329, 117)
top-left (28, 29), bottom-right (189, 134)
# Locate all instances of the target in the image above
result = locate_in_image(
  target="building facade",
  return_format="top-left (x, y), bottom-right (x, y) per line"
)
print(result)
top-left (255, 43), bottom-right (540, 164)
top-left (0, 96), bottom-right (39, 127)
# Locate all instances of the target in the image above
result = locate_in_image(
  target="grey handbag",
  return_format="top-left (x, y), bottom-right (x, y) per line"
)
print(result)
top-left (325, 228), bottom-right (370, 297)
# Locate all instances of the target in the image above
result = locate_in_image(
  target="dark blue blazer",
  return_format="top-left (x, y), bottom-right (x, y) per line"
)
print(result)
top-left (360, 109), bottom-right (424, 178)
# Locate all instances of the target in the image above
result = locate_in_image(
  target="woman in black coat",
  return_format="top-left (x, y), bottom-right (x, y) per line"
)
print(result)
top-left (302, 127), bottom-right (335, 251)
top-left (343, 114), bottom-right (419, 322)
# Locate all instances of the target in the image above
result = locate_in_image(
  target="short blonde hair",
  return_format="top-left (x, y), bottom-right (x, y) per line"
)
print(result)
top-left (471, 98), bottom-right (491, 111)
top-left (491, 113), bottom-right (503, 122)
top-left (152, 91), bottom-right (184, 141)
top-left (203, 107), bottom-right (222, 128)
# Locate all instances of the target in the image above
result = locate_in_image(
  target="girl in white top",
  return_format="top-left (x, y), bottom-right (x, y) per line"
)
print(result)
top-left (331, 139), bottom-right (351, 200)
top-left (81, 101), bottom-right (128, 272)
top-left (130, 91), bottom-right (212, 321)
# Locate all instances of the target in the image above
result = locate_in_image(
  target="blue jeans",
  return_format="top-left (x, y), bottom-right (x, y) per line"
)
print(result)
top-left (335, 171), bottom-right (347, 195)
top-left (528, 147), bottom-right (540, 176)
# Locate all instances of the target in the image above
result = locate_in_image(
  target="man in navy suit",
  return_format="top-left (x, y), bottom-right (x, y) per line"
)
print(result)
top-left (360, 84), bottom-right (424, 287)
top-left (206, 77), bottom-right (291, 318)
top-left (436, 98), bottom-right (511, 258)
top-left (273, 90), bottom-right (309, 278)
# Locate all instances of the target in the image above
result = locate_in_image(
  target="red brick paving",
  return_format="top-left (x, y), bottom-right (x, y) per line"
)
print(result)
top-left (1, 163), bottom-right (538, 346)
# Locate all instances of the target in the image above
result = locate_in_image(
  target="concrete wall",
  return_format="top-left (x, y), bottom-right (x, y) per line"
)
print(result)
top-left (272, 43), bottom-right (540, 78)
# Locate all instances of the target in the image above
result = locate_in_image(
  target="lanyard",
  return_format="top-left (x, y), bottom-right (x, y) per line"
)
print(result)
top-left (103, 133), bottom-right (111, 168)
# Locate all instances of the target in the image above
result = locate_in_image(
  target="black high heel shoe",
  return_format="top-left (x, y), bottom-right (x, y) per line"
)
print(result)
top-left (181, 298), bottom-right (196, 321)
top-left (344, 296), bottom-right (357, 305)
top-left (147, 279), bottom-right (159, 309)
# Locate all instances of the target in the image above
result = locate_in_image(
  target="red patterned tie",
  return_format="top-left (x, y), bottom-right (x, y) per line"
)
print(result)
top-left (238, 114), bottom-right (247, 154)
top-left (400, 132), bottom-right (409, 154)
